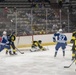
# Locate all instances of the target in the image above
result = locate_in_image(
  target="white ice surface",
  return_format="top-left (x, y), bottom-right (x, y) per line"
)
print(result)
top-left (0, 44), bottom-right (76, 75)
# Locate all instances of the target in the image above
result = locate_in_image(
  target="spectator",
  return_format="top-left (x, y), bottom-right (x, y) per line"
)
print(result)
top-left (62, 22), bottom-right (66, 29)
top-left (3, 7), bottom-right (8, 17)
top-left (40, 29), bottom-right (45, 34)
top-left (52, 24), bottom-right (58, 32)
top-left (38, 3), bottom-right (43, 8)
top-left (13, 7), bottom-right (16, 12)
top-left (31, 2), bottom-right (36, 8)
top-left (28, 0), bottom-right (31, 2)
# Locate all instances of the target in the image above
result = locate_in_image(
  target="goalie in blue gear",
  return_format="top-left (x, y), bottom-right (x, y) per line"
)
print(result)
top-left (53, 29), bottom-right (67, 57)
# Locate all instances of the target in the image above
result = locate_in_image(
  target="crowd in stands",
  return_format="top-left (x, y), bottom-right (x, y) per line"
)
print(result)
top-left (0, 0), bottom-right (76, 36)
top-left (28, 0), bottom-right (50, 8)
top-left (0, 7), bottom-right (70, 36)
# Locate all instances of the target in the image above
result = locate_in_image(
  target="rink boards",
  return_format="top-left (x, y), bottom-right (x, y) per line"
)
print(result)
top-left (15, 33), bottom-right (72, 48)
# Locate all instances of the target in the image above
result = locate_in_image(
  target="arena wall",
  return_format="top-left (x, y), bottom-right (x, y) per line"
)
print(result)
top-left (15, 33), bottom-right (72, 48)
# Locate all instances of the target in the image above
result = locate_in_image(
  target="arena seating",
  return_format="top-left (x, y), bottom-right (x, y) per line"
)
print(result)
top-left (0, 0), bottom-right (76, 36)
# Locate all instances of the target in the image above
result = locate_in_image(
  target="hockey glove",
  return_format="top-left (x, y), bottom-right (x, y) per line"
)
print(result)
top-left (53, 37), bottom-right (56, 42)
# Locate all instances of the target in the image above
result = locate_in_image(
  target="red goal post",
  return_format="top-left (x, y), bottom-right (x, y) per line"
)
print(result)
top-left (15, 34), bottom-right (34, 48)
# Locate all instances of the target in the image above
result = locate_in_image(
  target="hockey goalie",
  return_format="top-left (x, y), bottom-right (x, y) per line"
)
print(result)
top-left (30, 40), bottom-right (48, 52)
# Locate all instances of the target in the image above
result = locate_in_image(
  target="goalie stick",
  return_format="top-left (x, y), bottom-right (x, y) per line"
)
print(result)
top-left (15, 47), bottom-right (24, 54)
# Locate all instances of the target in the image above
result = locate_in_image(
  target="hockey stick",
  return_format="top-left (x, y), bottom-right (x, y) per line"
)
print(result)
top-left (15, 47), bottom-right (24, 54)
top-left (64, 60), bottom-right (75, 68)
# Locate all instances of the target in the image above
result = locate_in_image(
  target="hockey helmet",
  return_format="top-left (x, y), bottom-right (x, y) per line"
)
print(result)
top-left (59, 29), bottom-right (62, 32)
top-left (38, 40), bottom-right (42, 43)
top-left (3, 31), bottom-right (7, 35)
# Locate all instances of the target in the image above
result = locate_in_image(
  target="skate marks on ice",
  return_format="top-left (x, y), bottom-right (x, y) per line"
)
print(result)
top-left (0, 45), bottom-right (76, 75)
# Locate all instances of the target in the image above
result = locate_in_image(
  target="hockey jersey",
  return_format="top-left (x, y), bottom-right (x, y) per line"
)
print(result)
top-left (1, 35), bottom-right (8, 44)
top-left (0, 35), bottom-right (9, 52)
top-left (53, 33), bottom-right (67, 43)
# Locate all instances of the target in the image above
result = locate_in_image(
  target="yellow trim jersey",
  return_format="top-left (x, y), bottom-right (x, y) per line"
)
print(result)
top-left (10, 35), bottom-right (16, 42)
top-left (71, 31), bottom-right (76, 50)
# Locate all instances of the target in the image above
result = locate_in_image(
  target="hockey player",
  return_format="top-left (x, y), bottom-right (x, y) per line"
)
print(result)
top-left (70, 31), bottom-right (76, 61)
top-left (38, 40), bottom-right (46, 51)
top-left (0, 31), bottom-right (13, 55)
top-left (30, 40), bottom-right (46, 52)
top-left (8, 32), bottom-right (17, 55)
top-left (30, 41), bottom-right (39, 52)
top-left (53, 29), bottom-right (67, 57)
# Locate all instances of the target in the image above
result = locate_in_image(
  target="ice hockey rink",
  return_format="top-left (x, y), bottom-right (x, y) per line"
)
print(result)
top-left (0, 44), bottom-right (76, 75)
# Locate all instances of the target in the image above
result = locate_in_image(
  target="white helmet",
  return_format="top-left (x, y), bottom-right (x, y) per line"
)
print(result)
top-left (59, 29), bottom-right (62, 32)
top-left (3, 31), bottom-right (7, 35)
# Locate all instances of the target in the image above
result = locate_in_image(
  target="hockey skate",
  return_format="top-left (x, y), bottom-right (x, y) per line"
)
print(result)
top-left (71, 57), bottom-right (75, 61)
top-left (63, 51), bottom-right (65, 57)
top-left (13, 51), bottom-right (17, 55)
top-left (6, 50), bottom-right (8, 54)
top-left (9, 51), bottom-right (13, 55)
top-left (54, 52), bottom-right (57, 57)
